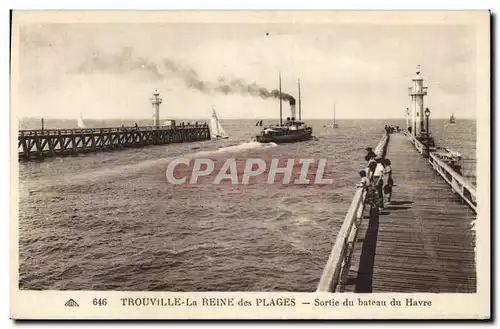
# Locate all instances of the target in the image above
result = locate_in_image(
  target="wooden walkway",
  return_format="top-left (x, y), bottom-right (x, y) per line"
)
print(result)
top-left (344, 133), bottom-right (477, 293)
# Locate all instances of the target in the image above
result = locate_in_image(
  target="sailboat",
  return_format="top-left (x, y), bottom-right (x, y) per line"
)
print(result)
top-left (332, 102), bottom-right (339, 128)
top-left (325, 102), bottom-right (339, 128)
top-left (449, 113), bottom-right (456, 124)
top-left (209, 108), bottom-right (229, 139)
top-left (77, 112), bottom-right (85, 129)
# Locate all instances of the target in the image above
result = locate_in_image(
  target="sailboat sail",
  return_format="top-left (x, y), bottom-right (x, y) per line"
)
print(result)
top-left (77, 113), bottom-right (85, 128)
top-left (210, 109), bottom-right (228, 139)
top-left (325, 102), bottom-right (339, 128)
top-left (333, 102), bottom-right (338, 128)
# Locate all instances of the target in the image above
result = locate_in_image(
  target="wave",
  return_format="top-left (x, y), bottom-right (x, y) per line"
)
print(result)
top-left (191, 141), bottom-right (277, 158)
top-left (24, 141), bottom-right (278, 189)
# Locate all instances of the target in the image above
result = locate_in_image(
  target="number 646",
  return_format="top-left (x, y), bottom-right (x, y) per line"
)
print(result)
top-left (93, 298), bottom-right (107, 306)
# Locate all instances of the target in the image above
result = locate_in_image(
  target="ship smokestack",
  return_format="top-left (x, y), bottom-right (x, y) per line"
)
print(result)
top-left (289, 98), bottom-right (296, 121)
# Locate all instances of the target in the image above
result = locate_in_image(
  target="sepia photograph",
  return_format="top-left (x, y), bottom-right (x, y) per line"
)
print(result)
top-left (10, 10), bottom-right (490, 319)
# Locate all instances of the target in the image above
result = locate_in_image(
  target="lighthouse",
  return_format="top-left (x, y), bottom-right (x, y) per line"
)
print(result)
top-left (151, 89), bottom-right (162, 127)
top-left (408, 66), bottom-right (428, 137)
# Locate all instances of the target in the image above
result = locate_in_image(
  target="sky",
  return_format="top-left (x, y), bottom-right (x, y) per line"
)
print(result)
top-left (15, 21), bottom-right (478, 120)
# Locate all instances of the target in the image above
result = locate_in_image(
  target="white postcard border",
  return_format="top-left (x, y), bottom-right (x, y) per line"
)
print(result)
top-left (9, 10), bottom-right (491, 320)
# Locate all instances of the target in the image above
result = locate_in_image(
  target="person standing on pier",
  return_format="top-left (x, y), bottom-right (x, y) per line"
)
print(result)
top-left (383, 158), bottom-right (394, 205)
top-left (359, 170), bottom-right (378, 209)
top-left (365, 147), bottom-right (376, 162)
top-left (373, 157), bottom-right (385, 210)
top-left (367, 158), bottom-right (377, 176)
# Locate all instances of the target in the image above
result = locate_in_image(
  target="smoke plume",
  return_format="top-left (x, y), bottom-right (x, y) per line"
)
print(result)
top-left (76, 48), bottom-right (296, 104)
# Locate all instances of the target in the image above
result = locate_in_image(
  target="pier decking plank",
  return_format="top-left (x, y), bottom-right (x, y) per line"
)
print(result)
top-left (345, 133), bottom-right (476, 293)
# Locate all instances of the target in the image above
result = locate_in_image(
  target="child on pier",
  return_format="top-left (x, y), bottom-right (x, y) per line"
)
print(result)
top-left (357, 170), bottom-right (370, 189)
top-left (359, 170), bottom-right (377, 210)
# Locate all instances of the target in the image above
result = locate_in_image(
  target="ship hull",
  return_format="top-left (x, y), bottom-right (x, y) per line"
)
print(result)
top-left (255, 131), bottom-right (312, 144)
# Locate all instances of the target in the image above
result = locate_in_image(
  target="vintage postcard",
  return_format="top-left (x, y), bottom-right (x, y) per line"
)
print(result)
top-left (10, 10), bottom-right (490, 319)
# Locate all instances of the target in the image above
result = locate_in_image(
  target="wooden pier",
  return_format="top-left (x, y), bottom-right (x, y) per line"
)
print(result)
top-left (317, 131), bottom-right (476, 293)
top-left (18, 125), bottom-right (211, 160)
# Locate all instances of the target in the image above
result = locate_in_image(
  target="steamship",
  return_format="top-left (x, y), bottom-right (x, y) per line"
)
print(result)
top-left (255, 76), bottom-right (313, 144)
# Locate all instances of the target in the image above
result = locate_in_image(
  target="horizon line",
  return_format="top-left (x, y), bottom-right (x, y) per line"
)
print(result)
top-left (18, 116), bottom-right (476, 121)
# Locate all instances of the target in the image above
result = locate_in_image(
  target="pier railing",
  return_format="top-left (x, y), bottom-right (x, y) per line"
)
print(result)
top-left (407, 133), bottom-right (477, 213)
top-left (316, 132), bottom-right (389, 292)
top-left (18, 124), bottom-right (206, 137)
